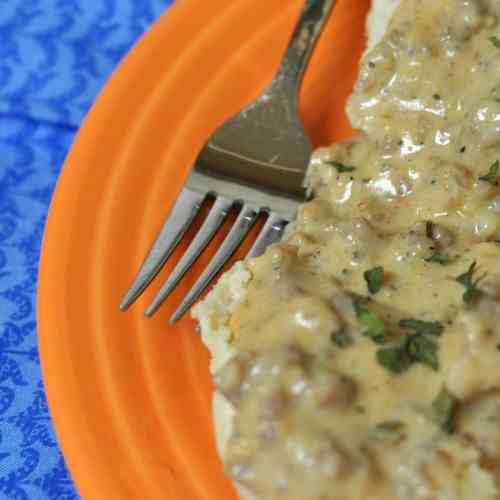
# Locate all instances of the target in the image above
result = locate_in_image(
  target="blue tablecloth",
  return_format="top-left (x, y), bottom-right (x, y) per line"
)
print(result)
top-left (0, 1), bottom-right (172, 498)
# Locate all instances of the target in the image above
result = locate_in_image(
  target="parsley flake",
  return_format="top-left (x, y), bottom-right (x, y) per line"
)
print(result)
top-left (332, 330), bottom-right (353, 348)
top-left (425, 252), bottom-right (450, 265)
top-left (376, 319), bottom-right (444, 374)
top-left (364, 266), bottom-right (384, 294)
top-left (455, 261), bottom-right (485, 304)
top-left (432, 387), bottom-right (457, 433)
top-left (355, 303), bottom-right (390, 344)
top-left (489, 36), bottom-right (500, 48)
top-left (376, 346), bottom-right (411, 373)
top-left (406, 334), bottom-right (439, 371)
top-left (399, 319), bottom-right (444, 337)
top-left (478, 160), bottom-right (500, 185)
top-left (375, 420), bottom-right (404, 432)
top-left (326, 160), bottom-right (356, 173)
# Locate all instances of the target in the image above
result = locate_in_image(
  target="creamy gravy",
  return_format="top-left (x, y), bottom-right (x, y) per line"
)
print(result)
top-left (216, 1), bottom-right (500, 498)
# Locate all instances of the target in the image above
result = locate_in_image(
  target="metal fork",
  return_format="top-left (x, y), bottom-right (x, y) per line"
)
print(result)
top-left (120, 0), bottom-right (335, 323)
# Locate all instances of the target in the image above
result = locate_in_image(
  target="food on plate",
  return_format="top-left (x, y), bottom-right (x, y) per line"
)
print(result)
top-left (193, 0), bottom-right (500, 498)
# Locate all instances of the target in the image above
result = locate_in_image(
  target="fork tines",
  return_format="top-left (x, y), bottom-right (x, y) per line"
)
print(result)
top-left (119, 187), bottom-right (288, 323)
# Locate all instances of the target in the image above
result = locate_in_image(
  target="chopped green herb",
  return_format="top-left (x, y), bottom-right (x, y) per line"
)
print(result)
top-left (364, 266), bottom-right (384, 294)
top-left (478, 160), bottom-right (500, 185)
top-left (375, 420), bottom-right (404, 432)
top-left (406, 335), bottom-right (439, 371)
top-left (376, 346), bottom-right (411, 373)
top-left (399, 319), bottom-right (444, 337)
top-left (376, 319), bottom-right (443, 374)
top-left (332, 330), bottom-right (353, 348)
top-left (455, 261), bottom-right (485, 304)
top-left (370, 419), bottom-right (407, 442)
top-left (456, 261), bottom-right (476, 286)
top-left (326, 160), bottom-right (356, 173)
top-left (463, 286), bottom-right (481, 303)
top-left (432, 387), bottom-right (457, 433)
top-left (489, 36), bottom-right (500, 48)
top-left (425, 252), bottom-right (450, 265)
top-left (355, 303), bottom-right (389, 344)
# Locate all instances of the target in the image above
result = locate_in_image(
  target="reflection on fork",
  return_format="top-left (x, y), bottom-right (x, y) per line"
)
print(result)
top-left (119, 0), bottom-right (335, 323)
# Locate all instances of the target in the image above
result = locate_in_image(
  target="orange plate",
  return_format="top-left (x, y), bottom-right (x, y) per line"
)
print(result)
top-left (38, 0), bottom-right (370, 498)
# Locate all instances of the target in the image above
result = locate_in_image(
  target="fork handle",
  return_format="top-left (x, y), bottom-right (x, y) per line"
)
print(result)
top-left (271, 0), bottom-right (335, 93)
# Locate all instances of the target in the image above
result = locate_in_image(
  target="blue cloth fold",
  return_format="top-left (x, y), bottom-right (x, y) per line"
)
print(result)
top-left (0, 1), bottom-right (172, 497)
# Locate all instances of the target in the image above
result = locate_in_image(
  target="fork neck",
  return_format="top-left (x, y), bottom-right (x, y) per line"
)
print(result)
top-left (269, 0), bottom-right (335, 97)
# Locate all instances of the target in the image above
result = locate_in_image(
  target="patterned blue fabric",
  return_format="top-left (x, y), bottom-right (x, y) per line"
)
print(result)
top-left (0, 1), bottom-right (173, 498)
